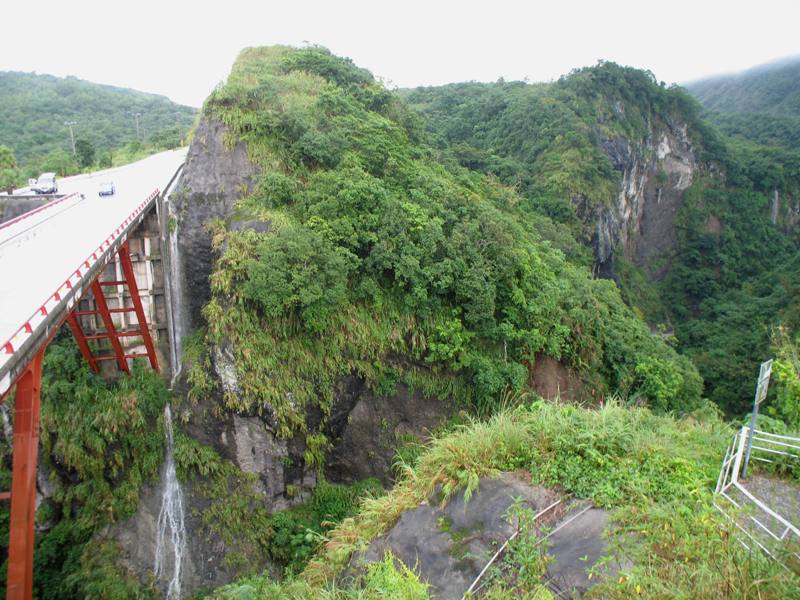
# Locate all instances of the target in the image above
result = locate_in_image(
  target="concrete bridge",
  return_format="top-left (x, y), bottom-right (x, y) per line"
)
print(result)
top-left (0, 149), bottom-right (186, 599)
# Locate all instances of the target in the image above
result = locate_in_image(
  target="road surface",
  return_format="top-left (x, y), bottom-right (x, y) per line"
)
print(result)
top-left (0, 148), bottom-right (186, 374)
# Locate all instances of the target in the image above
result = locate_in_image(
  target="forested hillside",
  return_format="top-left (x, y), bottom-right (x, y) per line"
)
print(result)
top-left (0, 71), bottom-right (197, 166)
top-left (404, 64), bottom-right (800, 416)
top-left (2, 46), bottom-right (799, 599)
top-left (688, 56), bottom-right (800, 117)
top-left (686, 57), bottom-right (800, 149)
top-left (195, 46), bottom-right (702, 432)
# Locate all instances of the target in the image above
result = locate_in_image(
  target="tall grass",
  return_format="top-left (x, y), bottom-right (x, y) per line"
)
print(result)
top-left (291, 400), bottom-right (797, 598)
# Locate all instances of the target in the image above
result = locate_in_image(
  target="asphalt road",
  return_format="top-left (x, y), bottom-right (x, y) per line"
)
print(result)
top-left (0, 148), bottom-right (186, 358)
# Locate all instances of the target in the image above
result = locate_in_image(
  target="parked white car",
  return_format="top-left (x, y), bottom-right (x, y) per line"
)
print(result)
top-left (32, 173), bottom-right (58, 194)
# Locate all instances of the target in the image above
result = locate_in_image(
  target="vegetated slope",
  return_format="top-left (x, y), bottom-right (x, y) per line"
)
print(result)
top-left (212, 401), bottom-right (800, 598)
top-left (0, 71), bottom-right (197, 164)
top-left (687, 56), bottom-right (800, 150)
top-left (403, 67), bottom-right (800, 416)
top-left (191, 44), bottom-right (703, 456)
top-left (0, 337), bottom-right (168, 598)
top-left (687, 56), bottom-right (800, 117)
top-left (8, 46), bottom-right (708, 597)
top-left (0, 339), bottom-right (384, 598)
top-left (402, 65), bottom-right (719, 256)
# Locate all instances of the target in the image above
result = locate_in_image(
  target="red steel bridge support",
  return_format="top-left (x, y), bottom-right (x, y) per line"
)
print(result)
top-left (1, 241), bottom-right (159, 600)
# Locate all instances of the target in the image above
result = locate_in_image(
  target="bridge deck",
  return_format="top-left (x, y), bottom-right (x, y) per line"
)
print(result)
top-left (0, 148), bottom-right (186, 393)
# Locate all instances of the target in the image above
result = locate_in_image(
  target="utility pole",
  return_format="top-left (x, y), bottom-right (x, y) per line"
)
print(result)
top-left (64, 121), bottom-right (77, 155)
top-left (130, 112), bottom-right (142, 141)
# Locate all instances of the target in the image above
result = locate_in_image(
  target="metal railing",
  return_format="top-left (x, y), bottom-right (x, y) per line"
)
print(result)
top-left (0, 189), bottom-right (160, 397)
top-left (715, 425), bottom-right (800, 566)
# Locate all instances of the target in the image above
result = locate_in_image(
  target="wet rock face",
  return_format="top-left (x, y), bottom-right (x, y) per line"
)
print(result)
top-left (588, 119), bottom-right (697, 278)
top-left (170, 116), bottom-right (260, 334)
top-left (351, 473), bottom-right (620, 599)
top-left (351, 473), bottom-right (563, 599)
top-left (109, 479), bottom-right (244, 597)
top-left (325, 376), bottom-right (457, 486)
top-left (117, 108), bottom-right (464, 594)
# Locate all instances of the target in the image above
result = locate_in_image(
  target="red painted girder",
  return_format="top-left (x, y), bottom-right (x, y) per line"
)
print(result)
top-left (117, 242), bottom-right (159, 372)
top-left (65, 314), bottom-right (99, 373)
top-left (90, 280), bottom-right (129, 374)
top-left (6, 350), bottom-right (43, 600)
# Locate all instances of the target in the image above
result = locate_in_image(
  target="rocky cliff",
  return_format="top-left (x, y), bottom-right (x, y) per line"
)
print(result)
top-left (590, 117), bottom-right (697, 278)
top-left (107, 51), bottom-right (711, 596)
top-left (169, 115), bottom-right (261, 336)
top-left (110, 111), bottom-right (457, 596)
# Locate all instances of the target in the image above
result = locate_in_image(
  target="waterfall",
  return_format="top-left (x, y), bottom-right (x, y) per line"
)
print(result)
top-left (0, 403), bottom-right (12, 441)
top-left (154, 404), bottom-right (186, 599)
top-left (166, 218), bottom-right (185, 386)
top-left (159, 170), bottom-right (186, 386)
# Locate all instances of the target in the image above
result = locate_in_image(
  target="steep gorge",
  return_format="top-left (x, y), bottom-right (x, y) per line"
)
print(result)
top-left (405, 67), bottom-right (800, 414)
top-left (104, 47), bottom-right (711, 595)
top-left (6, 46), bottom-right (799, 599)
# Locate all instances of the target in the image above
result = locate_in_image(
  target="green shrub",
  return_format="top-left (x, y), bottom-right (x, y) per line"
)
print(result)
top-left (242, 224), bottom-right (355, 332)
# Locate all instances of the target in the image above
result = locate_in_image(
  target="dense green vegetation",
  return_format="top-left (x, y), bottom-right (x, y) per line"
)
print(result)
top-left (0, 71), bottom-right (197, 181)
top-left (687, 57), bottom-right (800, 118)
top-left (0, 337), bottom-right (166, 598)
top-left (0, 335), bottom-right (384, 597)
top-left (403, 64), bottom-right (717, 237)
top-left (4, 45), bottom-right (799, 597)
top-left (686, 57), bottom-right (800, 151)
top-left (403, 64), bottom-right (800, 416)
top-left (660, 177), bottom-right (800, 413)
top-left (196, 46), bottom-right (702, 460)
top-left (0, 145), bottom-right (20, 191)
top-left (213, 400), bottom-right (799, 598)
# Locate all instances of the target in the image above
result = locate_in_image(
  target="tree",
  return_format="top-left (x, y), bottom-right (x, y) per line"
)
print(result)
top-left (0, 144), bottom-right (17, 169)
top-left (769, 328), bottom-right (800, 429)
top-left (74, 139), bottom-right (95, 168)
top-left (40, 150), bottom-right (78, 177)
top-left (147, 127), bottom-right (181, 150)
top-left (97, 151), bottom-right (112, 168)
top-left (242, 224), bottom-right (354, 332)
top-left (0, 144), bottom-right (21, 191)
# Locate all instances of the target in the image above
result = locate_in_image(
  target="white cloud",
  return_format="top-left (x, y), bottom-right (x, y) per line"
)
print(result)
top-left (2, 0), bottom-right (799, 106)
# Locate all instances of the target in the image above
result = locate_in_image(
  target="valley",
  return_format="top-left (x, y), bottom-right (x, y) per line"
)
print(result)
top-left (0, 45), bottom-right (798, 599)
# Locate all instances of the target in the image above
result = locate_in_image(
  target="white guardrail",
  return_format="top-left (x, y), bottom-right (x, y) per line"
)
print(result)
top-left (715, 425), bottom-right (800, 567)
top-left (0, 189), bottom-right (159, 396)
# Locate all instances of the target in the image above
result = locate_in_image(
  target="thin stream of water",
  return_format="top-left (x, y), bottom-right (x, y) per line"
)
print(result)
top-left (154, 404), bottom-right (186, 599)
top-left (166, 207), bottom-right (184, 385)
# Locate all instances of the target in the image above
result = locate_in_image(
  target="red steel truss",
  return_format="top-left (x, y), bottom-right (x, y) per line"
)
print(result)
top-left (1, 240), bottom-right (159, 600)
top-left (59, 241), bottom-right (159, 376)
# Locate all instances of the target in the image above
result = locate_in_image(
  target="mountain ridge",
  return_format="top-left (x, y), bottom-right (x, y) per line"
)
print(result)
top-left (0, 70), bottom-right (198, 164)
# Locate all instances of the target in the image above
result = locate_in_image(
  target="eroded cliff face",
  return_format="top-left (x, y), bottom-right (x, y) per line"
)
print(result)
top-left (169, 116), bottom-right (261, 336)
top-left (588, 117), bottom-right (697, 278)
top-left (111, 115), bottom-right (457, 596)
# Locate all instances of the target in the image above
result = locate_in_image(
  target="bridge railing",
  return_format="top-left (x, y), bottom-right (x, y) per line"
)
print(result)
top-left (0, 189), bottom-right (160, 396)
top-left (0, 193), bottom-right (74, 230)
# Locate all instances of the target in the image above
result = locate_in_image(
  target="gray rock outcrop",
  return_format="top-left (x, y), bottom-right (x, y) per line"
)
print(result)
top-left (350, 472), bottom-right (619, 599)
top-left (106, 110), bottom-right (465, 596)
top-left (587, 118), bottom-right (697, 279)
top-left (169, 116), bottom-right (261, 336)
top-left (326, 376), bottom-right (457, 486)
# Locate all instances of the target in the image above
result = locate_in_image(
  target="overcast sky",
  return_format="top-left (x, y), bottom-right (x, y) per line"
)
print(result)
top-left (3, 0), bottom-right (799, 107)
